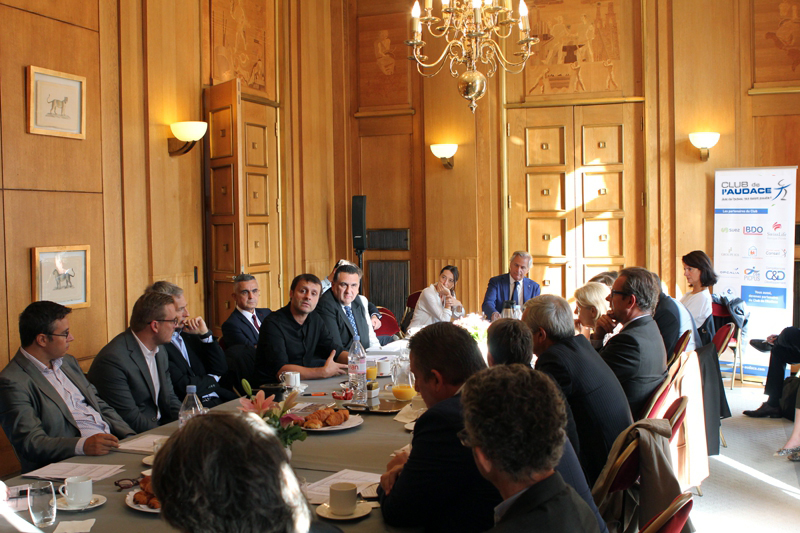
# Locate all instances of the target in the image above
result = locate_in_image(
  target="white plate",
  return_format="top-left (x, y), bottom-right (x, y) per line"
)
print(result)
top-left (404, 422), bottom-right (415, 432)
top-left (125, 490), bottom-right (160, 514)
top-left (142, 455), bottom-right (154, 466)
top-left (304, 414), bottom-right (364, 432)
top-left (57, 494), bottom-right (107, 511)
top-left (316, 501), bottom-right (372, 520)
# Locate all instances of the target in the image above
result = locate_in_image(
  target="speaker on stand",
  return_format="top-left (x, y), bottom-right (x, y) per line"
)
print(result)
top-left (352, 195), bottom-right (367, 273)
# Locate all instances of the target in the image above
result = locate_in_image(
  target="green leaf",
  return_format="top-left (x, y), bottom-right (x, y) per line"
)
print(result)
top-left (242, 379), bottom-right (253, 398)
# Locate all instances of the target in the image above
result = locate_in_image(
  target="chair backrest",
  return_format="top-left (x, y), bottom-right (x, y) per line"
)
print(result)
top-left (667, 330), bottom-right (692, 368)
top-left (642, 375), bottom-right (673, 420)
top-left (663, 396), bottom-right (688, 442)
top-left (406, 290), bottom-right (423, 309)
top-left (374, 308), bottom-right (400, 336)
top-left (376, 306), bottom-right (396, 320)
top-left (399, 290), bottom-right (424, 333)
top-left (639, 492), bottom-right (693, 533)
top-left (711, 301), bottom-right (730, 318)
top-left (711, 323), bottom-right (735, 358)
top-left (607, 438), bottom-right (641, 494)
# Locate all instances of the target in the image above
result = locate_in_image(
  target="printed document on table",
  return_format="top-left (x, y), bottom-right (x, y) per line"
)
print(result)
top-left (7, 484), bottom-right (30, 512)
top-left (23, 463), bottom-right (125, 481)
top-left (117, 434), bottom-right (164, 454)
top-left (303, 469), bottom-right (381, 504)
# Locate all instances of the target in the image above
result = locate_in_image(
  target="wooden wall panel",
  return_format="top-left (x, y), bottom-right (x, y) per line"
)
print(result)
top-left (754, 115), bottom-right (800, 222)
top-left (4, 191), bottom-right (108, 365)
top-left (0, 6), bottom-right (102, 192)
top-left (0, 0), bottom-right (99, 30)
top-left (144, 0), bottom-right (206, 314)
top-left (359, 134), bottom-right (411, 229)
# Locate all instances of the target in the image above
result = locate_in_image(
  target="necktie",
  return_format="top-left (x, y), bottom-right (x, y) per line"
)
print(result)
top-left (513, 281), bottom-right (520, 306)
top-left (344, 306), bottom-right (359, 335)
top-left (252, 313), bottom-right (260, 332)
top-left (172, 332), bottom-right (191, 368)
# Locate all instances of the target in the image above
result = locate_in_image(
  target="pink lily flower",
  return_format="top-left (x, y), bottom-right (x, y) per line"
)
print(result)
top-left (238, 390), bottom-right (276, 417)
top-left (280, 413), bottom-right (304, 428)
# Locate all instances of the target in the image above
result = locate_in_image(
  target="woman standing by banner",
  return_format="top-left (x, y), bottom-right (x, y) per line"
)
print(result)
top-left (681, 250), bottom-right (719, 344)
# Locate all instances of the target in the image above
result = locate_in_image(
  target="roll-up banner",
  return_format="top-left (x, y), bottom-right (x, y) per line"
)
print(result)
top-left (714, 167), bottom-right (797, 377)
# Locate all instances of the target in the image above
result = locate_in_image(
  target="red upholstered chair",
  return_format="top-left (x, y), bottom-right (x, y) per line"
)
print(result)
top-left (663, 396), bottom-right (689, 443)
top-left (594, 437), bottom-right (641, 497)
top-left (667, 330), bottom-right (692, 369)
top-left (711, 321), bottom-right (738, 389)
top-left (639, 492), bottom-right (693, 533)
top-left (374, 306), bottom-right (400, 337)
top-left (399, 290), bottom-right (423, 335)
top-left (642, 375), bottom-right (673, 420)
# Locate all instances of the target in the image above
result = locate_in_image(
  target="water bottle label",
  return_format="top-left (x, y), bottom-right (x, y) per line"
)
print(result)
top-left (349, 361), bottom-right (366, 374)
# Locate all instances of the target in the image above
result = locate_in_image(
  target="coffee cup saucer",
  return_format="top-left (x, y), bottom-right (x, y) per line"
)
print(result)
top-left (56, 494), bottom-right (107, 511)
top-left (316, 501), bottom-right (372, 520)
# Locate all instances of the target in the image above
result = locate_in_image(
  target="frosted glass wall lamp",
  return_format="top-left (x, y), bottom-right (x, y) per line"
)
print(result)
top-left (688, 132), bottom-right (720, 162)
top-left (430, 144), bottom-right (458, 169)
top-left (168, 121), bottom-right (208, 156)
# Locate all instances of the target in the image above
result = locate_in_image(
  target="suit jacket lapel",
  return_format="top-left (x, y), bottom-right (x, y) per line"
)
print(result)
top-left (124, 331), bottom-right (157, 403)
top-left (352, 298), bottom-right (369, 343)
top-left (155, 346), bottom-right (172, 406)
top-left (13, 351), bottom-right (78, 430)
top-left (503, 274), bottom-right (511, 302)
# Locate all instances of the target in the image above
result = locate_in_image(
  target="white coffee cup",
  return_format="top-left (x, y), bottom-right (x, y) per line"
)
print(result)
top-left (377, 360), bottom-right (392, 376)
top-left (329, 482), bottom-right (357, 516)
top-left (280, 371), bottom-right (301, 388)
top-left (59, 475), bottom-right (92, 508)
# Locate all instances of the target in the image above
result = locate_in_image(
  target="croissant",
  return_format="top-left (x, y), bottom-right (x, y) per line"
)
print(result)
top-left (305, 408), bottom-right (335, 423)
top-left (133, 491), bottom-right (151, 505)
top-left (147, 497), bottom-right (161, 509)
top-left (324, 409), bottom-right (350, 427)
top-left (303, 419), bottom-right (323, 429)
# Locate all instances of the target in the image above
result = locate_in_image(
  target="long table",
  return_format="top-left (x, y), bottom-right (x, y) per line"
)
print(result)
top-left (1, 376), bottom-right (418, 533)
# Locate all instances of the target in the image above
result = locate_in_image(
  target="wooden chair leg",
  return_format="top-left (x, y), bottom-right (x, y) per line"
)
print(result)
top-left (720, 428), bottom-right (727, 448)
top-left (695, 485), bottom-right (703, 497)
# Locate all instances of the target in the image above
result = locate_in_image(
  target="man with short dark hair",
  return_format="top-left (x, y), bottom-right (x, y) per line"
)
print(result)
top-left (650, 272), bottom-right (698, 358)
top-left (254, 274), bottom-right (348, 385)
top-left (461, 366), bottom-right (600, 533)
top-left (591, 267), bottom-right (668, 417)
top-left (220, 273), bottom-right (271, 348)
top-left (147, 281), bottom-right (235, 407)
top-left (379, 322), bottom-right (497, 533)
top-left (152, 412), bottom-right (340, 533)
top-left (486, 318), bottom-right (533, 366)
top-left (315, 263), bottom-right (379, 350)
top-left (89, 292), bottom-right (183, 433)
top-left (524, 294), bottom-right (633, 485)
top-left (482, 251), bottom-right (541, 321)
top-left (0, 301), bottom-right (135, 472)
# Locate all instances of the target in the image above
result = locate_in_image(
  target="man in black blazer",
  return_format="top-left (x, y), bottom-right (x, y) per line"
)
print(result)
top-left (147, 281), bottom-right (236, 407)
top-left (523, 294), bottom-right (633, 485)
top-left (89, 292), bottom-right (183, 434)
top-left (461, 365), bottom-right (600, 533)
top-left (591, 267), bottom-right (668, 418)
top-left (221, 273), bottom-right (271, 348)
top-left (379, 322), bottom-right (497, 533)
top-left (651, 273), bottom-right (698, 358)
top-left (0, 301), bottom-right (135, 472)
top-left (315, 263), bottom-right (375, 350)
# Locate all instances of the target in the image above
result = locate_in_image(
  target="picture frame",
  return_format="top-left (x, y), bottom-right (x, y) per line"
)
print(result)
top-left (27, 66), bottom-right (86, 140)
top-left (31, 245), bottom-right (91, 309)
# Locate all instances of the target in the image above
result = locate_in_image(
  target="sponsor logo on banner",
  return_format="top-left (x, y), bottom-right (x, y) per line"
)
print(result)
top-left (747, 246), bottom-right (758, 257)
top-left (773, 222), bottom-right (782, 230)
top-left (744, 226), bottom-right (763, 235)
top-left (721, 181), bottom-right (773, 197)
top-left (721, 247), bottom-right (740, 258)
top-left (771, 180), bottom-right (792, 202)
top-left (718, 268), bottom-right (740, 278)
top-left (720, 227), bottom-right (741, 233)
top-left (744, 267), bottom-right (760, 281)
top-left (766, 249), bottom-right (782, 256)
top-left (766, 269), bottom-right (786, 281)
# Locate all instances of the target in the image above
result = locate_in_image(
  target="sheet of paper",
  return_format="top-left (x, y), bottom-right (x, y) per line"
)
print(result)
top-left (394, 403), bottom-right (426, 424)
top-left (54, 519), bottom-right (95, 533)
top-left (303, 469), bottom-right (381, 505)
top-left (117, 434), bottom-right (164, 454)
top-left (23, 463), bottom-right (125, 482)
top-left (7, 484), bottom-right (30, 512)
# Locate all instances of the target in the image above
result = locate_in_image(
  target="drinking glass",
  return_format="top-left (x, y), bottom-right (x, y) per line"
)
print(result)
top-left (28, 480), bottom-right (56, 528)
top-left (452, 304), bottom-right (464, 318)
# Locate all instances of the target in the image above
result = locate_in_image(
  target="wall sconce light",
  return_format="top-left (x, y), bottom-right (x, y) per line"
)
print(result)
top-left (430, 144), bottom-right (458, 169)
top-left (168, 121), bottom-right (208, 156)
top-left (688, 132), bottom-right (720, 162)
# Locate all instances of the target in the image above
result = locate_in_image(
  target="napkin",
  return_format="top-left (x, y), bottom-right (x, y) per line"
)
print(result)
top-left (54, 519), bottom-right (95, 533)
top-left (393, 404), bottom-right (425, 424)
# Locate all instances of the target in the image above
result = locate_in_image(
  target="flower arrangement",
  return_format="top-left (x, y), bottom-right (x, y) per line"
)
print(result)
top-left (453, 313), bottom-right (490, 344)
top-left (238, 380), bottom-right (307, 448)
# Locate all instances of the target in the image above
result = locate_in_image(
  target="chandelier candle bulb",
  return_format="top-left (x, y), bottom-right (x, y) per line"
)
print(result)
top-left (425, 0), bottom-right (431, 10)
top-left (411, 1), bottom-right (421, 35)
top-left (504, 0), bottom-right (512, 10)
top-left (519, 0), bottom-right (529, 32)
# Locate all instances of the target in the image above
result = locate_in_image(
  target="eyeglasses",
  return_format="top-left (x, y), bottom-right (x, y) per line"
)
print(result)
top-left (155, 318), bottom-right (180, 326)
top-left (114, 477), bottom-right (143, 492)
top-left (49, 330), bottom-right (70, 338)
top-left (457, 428), bottom-right (473, 448)
top-left (609, 290), bottom-right (630, 298)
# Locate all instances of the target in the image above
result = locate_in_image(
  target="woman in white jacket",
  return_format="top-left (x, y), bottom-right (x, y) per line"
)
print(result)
top-left (408, 265), bottom-right (462, 335)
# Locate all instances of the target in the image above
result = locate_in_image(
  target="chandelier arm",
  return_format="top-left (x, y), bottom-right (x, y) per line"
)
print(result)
top-left (416, 55), bottom-right (453, 78)
top-left (410, 40), bottom-right (461, 72)
top-left (484, 39), bottom-right (532, 73)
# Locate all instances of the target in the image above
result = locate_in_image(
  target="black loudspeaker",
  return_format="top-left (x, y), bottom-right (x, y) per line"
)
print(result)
top-left (352, 195), bottom-right (367, 251)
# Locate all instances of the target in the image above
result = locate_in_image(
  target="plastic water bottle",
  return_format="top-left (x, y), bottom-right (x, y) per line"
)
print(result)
top-left (348, 336), bottom-right (367, 403)
top-left (178, 385), bottom-right (205, 428)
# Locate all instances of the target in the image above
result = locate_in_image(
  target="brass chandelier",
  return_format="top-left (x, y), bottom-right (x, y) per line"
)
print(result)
top-left (405, 0), bottom-right (538, 113)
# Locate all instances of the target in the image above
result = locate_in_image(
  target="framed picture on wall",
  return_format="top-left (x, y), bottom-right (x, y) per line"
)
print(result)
top-left (27, 66), bottom-right (86, 140)
top-left (31, 245), bottom-right (91, 309)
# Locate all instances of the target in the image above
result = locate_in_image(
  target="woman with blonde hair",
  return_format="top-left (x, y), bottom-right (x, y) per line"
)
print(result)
top-left (574, 282), bottom-right (611, 338)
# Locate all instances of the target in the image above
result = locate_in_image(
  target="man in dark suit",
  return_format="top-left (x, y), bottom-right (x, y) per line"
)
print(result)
top-left (482, 251), bottom-right (541, 320)
top-left (523, 294), bottom-right (633, 485)
top-left (591, 267), bottom-right (668, 418)
top-left (461, 365), bottom-right (600, 533)
top-left (315, 263), bottom-right (376, 351)
top-left (0, 301), bottom-right (135, 472)
top-left (220, 273), bottom-right (271, 348)
top-left (651, 273), bottom-right (698, 358)
top-left (89, 292), bottom-right (183, 433)
top-left (147, 281), bottom-right (235, 407)
top-left (379, 322), bottom-right (498, 533)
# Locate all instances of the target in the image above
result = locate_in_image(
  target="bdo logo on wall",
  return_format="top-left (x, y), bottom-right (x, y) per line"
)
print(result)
top-left (744, 226), bottom-right (764, 235)
top-left (744, 267), bottom-right (760, 281)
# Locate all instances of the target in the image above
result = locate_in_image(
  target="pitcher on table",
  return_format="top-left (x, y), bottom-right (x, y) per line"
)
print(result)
top-left (389, 349), bottom-right (416, 401)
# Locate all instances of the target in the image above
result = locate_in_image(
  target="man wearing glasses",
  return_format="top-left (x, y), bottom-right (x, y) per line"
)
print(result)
top-left (0, 301), bottom-right (135, 472)
top-left (88, 292), bottom-right (183, 433)
top-left (220, 273), bottom-right (271, 348)
top-left (589, 267), bottom-right (667, 418)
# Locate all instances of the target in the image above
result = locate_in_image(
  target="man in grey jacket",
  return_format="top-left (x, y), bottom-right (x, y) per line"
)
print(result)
top-left (0, 301), bottom-right (134, 472)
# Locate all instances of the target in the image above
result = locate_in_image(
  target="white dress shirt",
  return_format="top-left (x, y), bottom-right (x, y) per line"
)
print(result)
top-left (131, 331), bottom-right (161, 421)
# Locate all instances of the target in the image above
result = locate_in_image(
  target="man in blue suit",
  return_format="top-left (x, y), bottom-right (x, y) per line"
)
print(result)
top-left (221, 274), bottom-right (271, 348)
top-left (482, 251), bottom-right (541, 320)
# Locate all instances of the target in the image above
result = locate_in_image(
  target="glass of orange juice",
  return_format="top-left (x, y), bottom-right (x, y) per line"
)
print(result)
top-left (366, 360), bottom-right (378, 381)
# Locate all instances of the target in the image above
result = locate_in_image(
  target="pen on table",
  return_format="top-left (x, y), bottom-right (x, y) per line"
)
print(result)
top-left (302, 392), bottom-right (326, 396)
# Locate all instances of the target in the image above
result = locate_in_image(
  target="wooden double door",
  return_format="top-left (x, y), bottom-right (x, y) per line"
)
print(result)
top-left (507, 103), bottom-right (645, 299)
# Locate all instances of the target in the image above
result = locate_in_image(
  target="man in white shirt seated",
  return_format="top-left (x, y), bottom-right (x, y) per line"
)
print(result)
top-left (221, 273), bottom-right (271, 348)
top-left (0, 301), bottom-right (135, 472)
